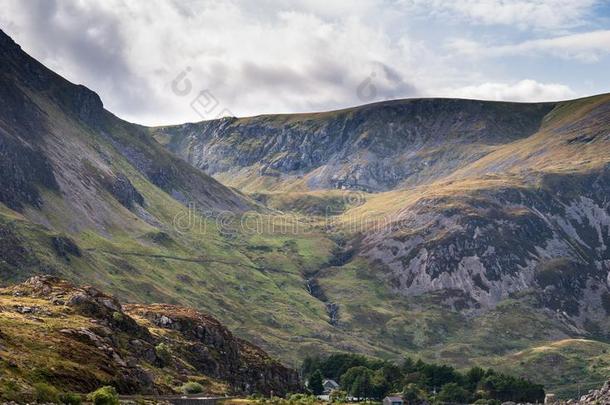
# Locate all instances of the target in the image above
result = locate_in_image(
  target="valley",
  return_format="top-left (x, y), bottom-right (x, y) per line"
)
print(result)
top-left (1, 26), bottom-right (610, 400)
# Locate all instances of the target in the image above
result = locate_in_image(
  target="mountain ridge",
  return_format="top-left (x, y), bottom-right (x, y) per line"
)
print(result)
top-left (1, 28), bottom-right (610, 398)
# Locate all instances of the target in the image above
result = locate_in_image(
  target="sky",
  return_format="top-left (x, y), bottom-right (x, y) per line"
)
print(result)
top-left (1, 0), bottom-right (610, 126)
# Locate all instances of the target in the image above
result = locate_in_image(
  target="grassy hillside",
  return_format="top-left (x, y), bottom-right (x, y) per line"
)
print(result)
top-left (1, 27), bottom-right (610, 396)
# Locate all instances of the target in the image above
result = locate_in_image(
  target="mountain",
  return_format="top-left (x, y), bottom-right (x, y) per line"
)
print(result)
top-left (155, 91), bottom-right (610, 395)
top-left (0, 275), bottom-right (300, 398)
top-left (155, 91), bottom-right (610, 318)
top-left (0, 27), bottom-right (351, 377)
top-left (153, 99), bottom-right (554, 193)
top-left (1, 27), bottom-right (610, 398)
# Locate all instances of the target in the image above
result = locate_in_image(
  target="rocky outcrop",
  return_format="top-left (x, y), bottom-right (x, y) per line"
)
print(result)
top-left (576, 380), bottom-right (610, 404)
top-left (106, 173), bottom-right (145, 209)
top-left (1, 276), bottom-right (300, 396)
top-left (363, 169), bottom-right (610, 335)
top-left (125, 304), bottom-right (301, 395)
top-left (545, 380), bottom-right (610, 404)
top-left (51, 235), bottom-right (82, 260)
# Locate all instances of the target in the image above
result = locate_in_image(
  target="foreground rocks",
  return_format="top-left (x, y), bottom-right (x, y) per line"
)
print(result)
top-left (575, 380), bottom-right (610, 404)
top-left (542, 380), bottom-right (610, 405)
top-left (0, 276), bottom-right (300, 398)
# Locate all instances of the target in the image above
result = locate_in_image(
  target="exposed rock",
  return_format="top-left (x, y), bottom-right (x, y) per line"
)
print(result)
top-left (0, 276), bottom-right (300, 396)
top-left (546, 380), bottom-right (610, 405)
top-left (362, 170), bottom-right (610, 336)
top-left (156, 99), bottom-right (554, 192)
top-left (51, 235), bottom-right (81, 259)
top-left (107, 172), bottom-right (145, 209)
top-left (13, 275), bottom-right (151, 340)
top-left (577, 380), bottom-right (610, 404)
top-left (125, 303), bottom-right (302, 395)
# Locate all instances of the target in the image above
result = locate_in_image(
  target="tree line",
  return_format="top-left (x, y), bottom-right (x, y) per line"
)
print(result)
top-left (302, 353), bottom-right (544, 404)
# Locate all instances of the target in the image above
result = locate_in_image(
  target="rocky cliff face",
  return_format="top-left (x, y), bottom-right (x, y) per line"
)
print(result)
top-left (154, 100), bottom-right (553, 192)
top-left (0, 276), bottom-right (300, 397)
top-left (364, 172), bottom-right (610, 327)
top-left (155, 90), bottom-right (610, 340)
top-left (356, 96), bottom-right (610, 337)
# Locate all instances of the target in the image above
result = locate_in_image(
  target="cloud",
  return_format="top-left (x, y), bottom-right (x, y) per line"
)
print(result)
top-left (402, 0), bottom-right (599, 31)
top-left (443, 79), bottom-right (576, 102)
top-left (0, 0), bottom-right (424, 124)
top-left (0, 0), bottom-right (604, 125)
top-left (449, 30), bottom-right (610, 62)
top-left (0, 0), bottom-right (157, 117)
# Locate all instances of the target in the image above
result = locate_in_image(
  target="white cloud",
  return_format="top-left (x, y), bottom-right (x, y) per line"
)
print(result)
top-left (0, 0), bottom-right (604, 125)
top-left (0, 0), bottom-right (427, 124)
top-left (450, 30), bottom-right (610, 62)
top-left (443, 79), bottom-right (576, 102)
top-left (402, 0), bottom-right (599, 31)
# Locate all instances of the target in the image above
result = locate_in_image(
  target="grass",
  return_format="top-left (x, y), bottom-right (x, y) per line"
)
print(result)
top-left (3, 79), bottom-right (610, 397)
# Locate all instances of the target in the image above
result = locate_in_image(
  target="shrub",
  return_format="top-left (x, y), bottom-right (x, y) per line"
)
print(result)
top-left (0, 379), bottom-right (24, 402)
top-left (112, 311), bottom-right (125, 322)
top-left (155, 342), bottom-right (172, 367)
top-left (60, 391), bottom-right (83, 405)
top-left (289, 393), bottom-right (318, 405)
top-left (329, 389), bottom-right (348, 403)
top-left (181, 381), bottom-right (204, 394)
top-left (473, 399), bottom-right (501, 405)
top-left (87, 386), bottom-right (119, 405)
top-left (33, 382), bottom-right (61, 403)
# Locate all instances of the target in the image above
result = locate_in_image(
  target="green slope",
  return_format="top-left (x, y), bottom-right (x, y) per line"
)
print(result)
top-left (1, 27), bottom-right (610, 395)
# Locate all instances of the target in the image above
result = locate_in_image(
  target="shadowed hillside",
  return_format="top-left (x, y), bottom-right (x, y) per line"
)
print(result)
top-left (1, 27), bottom-right (610, 397)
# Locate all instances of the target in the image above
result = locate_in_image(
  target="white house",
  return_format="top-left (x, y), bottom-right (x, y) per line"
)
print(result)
top-left (323, 379), bottom-right (340, 394)
top-left (383, 396), bottom-right (404, 405)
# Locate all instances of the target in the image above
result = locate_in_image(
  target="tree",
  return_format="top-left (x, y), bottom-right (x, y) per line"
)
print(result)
top-left (402, 383), bottom-right (428, 404)
top-left (309, 370), bottom-right (324, 395)
top-left (371, 369), bottom-right (391, 399)
top-left (302, 356), bottom-right (322, 378)
top-left (380, 363), bottom-right (403, 390)
top-left (418, 363), bottom-right (462, 390)
top-left (321, 353), bottom-right (371, 380)
top-left (402, 357), bottom-right (417, 374)
top-left (436, 382), bottom-right (469, 404)
top-left (342, 366), bottom-right (374, 400)
top-left (479, 374), bottom-right (544, 403)
top-left (350, 374), bottom-right (372, 400)
top-left (466, 367), bottom-right (485, 390)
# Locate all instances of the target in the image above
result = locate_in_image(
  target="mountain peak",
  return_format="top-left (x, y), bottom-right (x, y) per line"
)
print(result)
top-left (0, 28), bottom-right (104, 128)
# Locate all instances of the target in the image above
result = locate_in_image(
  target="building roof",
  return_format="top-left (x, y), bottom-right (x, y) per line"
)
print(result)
top-left (323, 379), bottom-right (340, 387)
top-left (385, 396), bottom-right (404, 401)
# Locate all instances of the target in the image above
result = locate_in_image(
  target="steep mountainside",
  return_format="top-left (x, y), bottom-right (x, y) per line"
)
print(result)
top-left (0, 276), bottom-right (300, 399)
top-left (155, 88), bottom-right (610, 396)
top-left (153, 99), bottom-right (554, 192)
top-left (0, 28), bottom-right (345, 369)
top-left (156, 91), bottom-right (610, 327)
top-left (0, 29), bottom-right (252, 221)
top-left (1, 27), bottom-right (610, 398)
